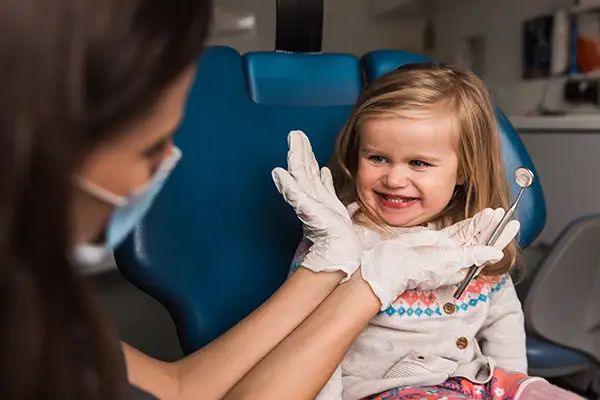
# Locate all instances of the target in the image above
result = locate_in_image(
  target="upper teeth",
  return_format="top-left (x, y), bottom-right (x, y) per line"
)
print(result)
top-left (384, 195), bottom-right (413, 202)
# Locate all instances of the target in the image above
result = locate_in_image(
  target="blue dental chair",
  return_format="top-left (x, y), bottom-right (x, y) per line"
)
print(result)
top-left (113, 0), bottom-right (592, 389)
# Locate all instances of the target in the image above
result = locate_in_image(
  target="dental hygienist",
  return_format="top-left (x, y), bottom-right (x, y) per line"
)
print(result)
top-left (1, 0), bottom-right (513, 398)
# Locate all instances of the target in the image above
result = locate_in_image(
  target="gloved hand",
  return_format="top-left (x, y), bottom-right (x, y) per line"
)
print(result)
top-left (272, 130), bottom-right (362, 280)
top-left (361, 240), bottom-right (505, 310)
top-left (381, 207), bottom-right (520, 251)
top-left (359, 207), bottom-right (520, 309)
top-left (444, 207), bottom-right (521, 278)
top-left (442, 207), bottom-right (520, 249)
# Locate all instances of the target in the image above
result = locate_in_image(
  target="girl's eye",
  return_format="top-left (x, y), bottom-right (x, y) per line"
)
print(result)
top-left (409, 160), bottom-right (431, 168)
top-left (369, 155), bottom-right (387, 164)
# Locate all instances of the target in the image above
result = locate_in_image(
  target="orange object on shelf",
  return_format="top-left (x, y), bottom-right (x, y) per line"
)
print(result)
top-left (576, 11), bottom-right (600, 72)
top-left (578, 36), bottom-right (600, 71)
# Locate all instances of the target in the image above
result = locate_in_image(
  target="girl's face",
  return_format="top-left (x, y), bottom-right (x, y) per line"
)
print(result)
top-left (355, 110), bottom-right (462, 227)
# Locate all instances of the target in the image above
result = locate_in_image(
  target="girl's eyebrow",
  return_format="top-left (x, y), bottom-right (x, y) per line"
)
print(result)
top-left (360, 145), bottom-right (383, 153)
top-left (360, 145), bottom-right (443, 162)
top-left (412, 153), bottom-right (442, 163)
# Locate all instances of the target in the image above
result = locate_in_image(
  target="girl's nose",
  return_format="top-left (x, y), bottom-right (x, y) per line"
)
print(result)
top-left (383, 166), bottom-right (409, 188)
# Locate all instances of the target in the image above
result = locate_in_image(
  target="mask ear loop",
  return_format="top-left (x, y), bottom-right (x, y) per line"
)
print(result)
top-left (74, 177), bottom-right (128, 206)
top-left (73, 146), bottom-right (182, 208)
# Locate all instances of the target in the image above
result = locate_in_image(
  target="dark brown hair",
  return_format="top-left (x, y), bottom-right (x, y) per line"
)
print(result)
top-left (0, 0), bottom-right (212, 398)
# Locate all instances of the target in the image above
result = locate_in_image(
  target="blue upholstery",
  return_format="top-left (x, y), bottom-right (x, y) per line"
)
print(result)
top-left (362, 50), bottom-right (430, 84)
top-left (526, 338), bottom-right (590, 377)
top-left (245, 52), bottom-right (363, 106)
top-left (115, 46), bottom-right (359, 354)
top-left (115, 46), bottom-right (547, 356)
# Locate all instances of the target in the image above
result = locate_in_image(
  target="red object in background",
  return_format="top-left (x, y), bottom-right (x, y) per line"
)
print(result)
top-left (577, 36), bottom-right (600, 72)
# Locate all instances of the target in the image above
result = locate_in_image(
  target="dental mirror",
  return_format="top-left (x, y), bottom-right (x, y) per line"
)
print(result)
top-left (453, 167), bottom-right (535, 299)
top-left (515, 167), bottom-right (534, 189)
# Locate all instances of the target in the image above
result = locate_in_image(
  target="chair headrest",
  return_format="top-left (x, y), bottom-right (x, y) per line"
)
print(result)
top-left (244, 51), bottom-right (363, 106)
top-left (361, 50), bottom-right (430, 84)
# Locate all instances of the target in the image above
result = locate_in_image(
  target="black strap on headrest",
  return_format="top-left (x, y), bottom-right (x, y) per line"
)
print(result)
top-left (275, 0), bottom-right (323, 53)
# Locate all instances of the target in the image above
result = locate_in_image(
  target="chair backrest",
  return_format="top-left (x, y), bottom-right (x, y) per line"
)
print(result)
top-left (114, 46), bottom-right (546, 354)
top-left (524, 215), bottom-right (600, 364)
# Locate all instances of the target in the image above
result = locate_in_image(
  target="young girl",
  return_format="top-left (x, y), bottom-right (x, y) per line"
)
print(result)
top-left (289, 63), bottom-right (580, 399)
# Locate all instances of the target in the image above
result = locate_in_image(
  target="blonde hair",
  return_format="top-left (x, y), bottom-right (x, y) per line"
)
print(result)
top-left (331, 62), bottom-right (517, 277)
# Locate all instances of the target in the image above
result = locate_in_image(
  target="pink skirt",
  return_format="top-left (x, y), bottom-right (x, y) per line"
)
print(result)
top-left (367, 368), bottom-right (582, 400)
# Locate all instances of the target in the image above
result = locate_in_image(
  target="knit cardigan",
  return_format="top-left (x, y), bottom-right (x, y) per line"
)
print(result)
top-left (288, 206), bottom-right (527, 400)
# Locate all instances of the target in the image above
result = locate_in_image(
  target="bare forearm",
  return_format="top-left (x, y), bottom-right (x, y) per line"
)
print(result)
top-left (176, 268), bottom-right (344, 399)
top-left (224, 274), bottom-right (381, 400)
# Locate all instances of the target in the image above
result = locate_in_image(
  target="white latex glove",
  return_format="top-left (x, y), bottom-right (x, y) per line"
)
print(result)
top-left (361, 241), bottom-right (505, 310)
top-left (443, 207), bottom-right (520, 249)
top-left (360, 208), bottom-right (521, 309)
top-left (382, 207), bottom-right (520, 251)
top-left (442, 207), bottom-right (521, 278)
top-left (272, 130), bottom-right (362, 279)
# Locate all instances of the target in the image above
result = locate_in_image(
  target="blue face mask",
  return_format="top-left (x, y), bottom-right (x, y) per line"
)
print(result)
top-left (73, 147), bottom-right (181, 266)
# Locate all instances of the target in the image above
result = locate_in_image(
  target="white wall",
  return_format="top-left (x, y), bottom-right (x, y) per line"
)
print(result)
top-left (432, 0), bottom-right (572, 115)
top-left (521, 133), bottom-right (600, 244)
top-left (432, 0), bottom-right (600, 244)
top-left (210, 0), bottom-right (425, 55)
top-left (322, 0), bottom-right (424, 55)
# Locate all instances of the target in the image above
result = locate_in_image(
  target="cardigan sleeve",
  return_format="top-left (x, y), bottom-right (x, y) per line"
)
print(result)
top-left (288, 236), bottom-right (312, 275)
